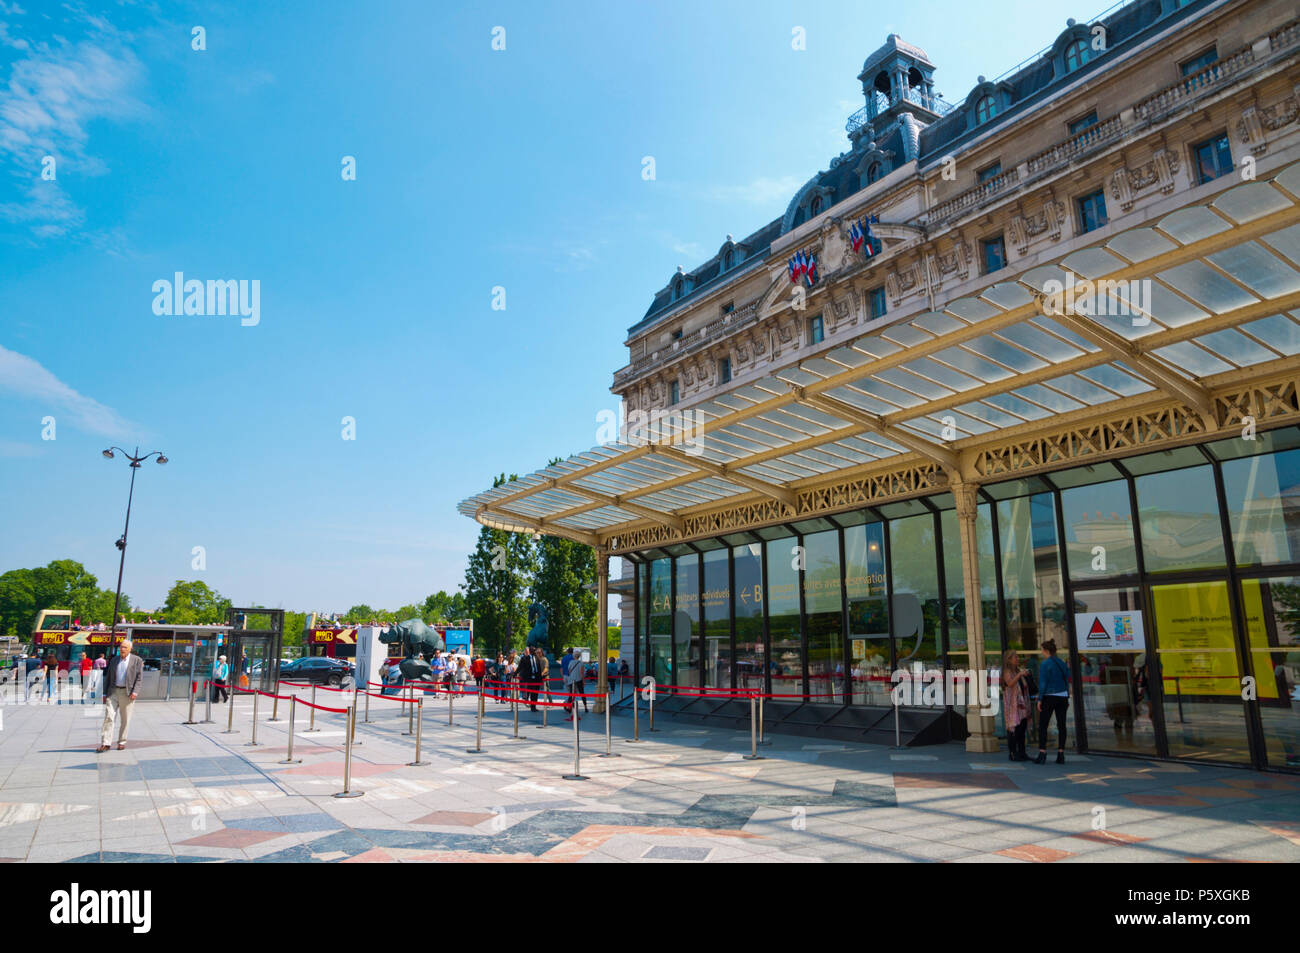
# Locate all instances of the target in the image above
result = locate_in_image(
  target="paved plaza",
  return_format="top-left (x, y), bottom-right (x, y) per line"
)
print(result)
top-left (1, 688), bottom-right (1298, 863)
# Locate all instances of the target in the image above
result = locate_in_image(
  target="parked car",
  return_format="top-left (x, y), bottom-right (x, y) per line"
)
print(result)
top-left (279, 656), bottom-right (354, 687)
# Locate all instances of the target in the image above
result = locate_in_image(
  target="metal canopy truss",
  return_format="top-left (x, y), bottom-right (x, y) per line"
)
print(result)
top-left (462, 162), bottom-right (1300, 550)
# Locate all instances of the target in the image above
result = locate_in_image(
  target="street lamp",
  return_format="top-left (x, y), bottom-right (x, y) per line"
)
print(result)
top-left (102, 446), bottom-right (168, 630)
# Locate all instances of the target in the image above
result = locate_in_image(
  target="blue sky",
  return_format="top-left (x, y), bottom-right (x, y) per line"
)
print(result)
top-left (0, 0), bottom-right (1089, 615)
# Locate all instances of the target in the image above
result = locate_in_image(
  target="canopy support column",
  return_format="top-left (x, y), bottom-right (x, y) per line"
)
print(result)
top-left (594, 549), bottom-right (609, 715)
top-left (953, 482), bottom-right (998, 753)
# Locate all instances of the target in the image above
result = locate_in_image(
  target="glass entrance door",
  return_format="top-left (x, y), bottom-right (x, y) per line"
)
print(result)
top-left (1072, 586), bottom-right (1158, 757)
top-left (1149, 579), bottom-right (1252, 764)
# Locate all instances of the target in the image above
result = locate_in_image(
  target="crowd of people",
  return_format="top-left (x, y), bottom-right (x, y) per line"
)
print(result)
top-left (376, 647), bottom-right (632, 722)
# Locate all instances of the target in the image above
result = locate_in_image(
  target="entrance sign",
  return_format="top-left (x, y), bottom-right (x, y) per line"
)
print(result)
top-left (1074, 610), bottom-right (1145, 651)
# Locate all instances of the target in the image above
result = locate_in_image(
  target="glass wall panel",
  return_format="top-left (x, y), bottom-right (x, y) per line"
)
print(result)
top-left (649, 558), bottom-right (671, 685)
top-left (1136, 466), bottom-right (1227, 573)
top-left (1073, 586), bottom-right (1157, 756)
top-left (803, 529), bottom-right (844, 702)
top-left (1222, 447), bottom-right (1300, 567)
top-left (846, 521), bottom-right (890, 704)
top-left (766, 535), bottom-right (802, 695)
top-left (998, 493), bottom-right (1069, 713)
top-left (1151, 579), bottom-right (1249, 763)
top-left (1060, 479), bottom-right (1138, 580)
top-left (888, 514), bottom-right (945, 709)
top-left (734, 543), bottom-right (765, 695)
top-left (1240, 576), bottom-right (1300, 769)
top-left (674, 555), bottom-right (700, 689)
top-left (702, 549), bottom-right (730, 688)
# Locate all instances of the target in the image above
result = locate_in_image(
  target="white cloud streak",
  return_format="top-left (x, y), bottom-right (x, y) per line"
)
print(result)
top-left (0, 344), bottom-right (139, 439)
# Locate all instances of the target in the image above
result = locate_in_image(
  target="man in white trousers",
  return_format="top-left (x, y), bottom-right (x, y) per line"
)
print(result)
top-left (98, 640), bottom-right (143, 752)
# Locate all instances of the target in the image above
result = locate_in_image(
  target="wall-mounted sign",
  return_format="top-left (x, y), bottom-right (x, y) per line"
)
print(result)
top-left (1074, 610), bottom-right (1145, 651)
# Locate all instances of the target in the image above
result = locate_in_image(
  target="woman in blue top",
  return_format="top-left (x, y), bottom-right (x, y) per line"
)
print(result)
top-left (1035, 639), bottom-right (1071, 764)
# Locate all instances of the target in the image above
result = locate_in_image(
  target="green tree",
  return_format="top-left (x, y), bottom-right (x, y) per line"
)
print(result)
top-left (162, 580), bottom-right (231, 625)
top-left (343, 604), bottom-right (377, 623)
top-left (422, 590), bottom-right (467, 624)
top-left (0, 561), bottom-right (127, 635)
top-left (463, 474), bottom-right (536, 656)
top-left (531, 532), bottom-right (596, 651)
top-left (393, 604), bottom-right (424, 623)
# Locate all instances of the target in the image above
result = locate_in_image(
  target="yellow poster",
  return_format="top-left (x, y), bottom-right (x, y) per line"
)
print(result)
top-left (1152, 581), bottom-right (1278, 699)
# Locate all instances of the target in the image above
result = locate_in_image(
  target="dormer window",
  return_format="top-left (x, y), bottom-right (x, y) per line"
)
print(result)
top-left (723, 249), bottom-right (733, 270)
top-left (674, 278), bottom-right (684, 300)
top-left (867, 162), bottom-right (882, 184)
top-left (810, 196), bottom-right (823, 216)
top-left (975, 95), bottom-right (997, 124)
top-left (1064, 38), bottom-right (1092, 73)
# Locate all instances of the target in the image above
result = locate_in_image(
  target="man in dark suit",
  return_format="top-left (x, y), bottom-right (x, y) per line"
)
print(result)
top-left (517, 647), bottom-right (539, 712)
top-left (97, 639), bottom-right (143, 752)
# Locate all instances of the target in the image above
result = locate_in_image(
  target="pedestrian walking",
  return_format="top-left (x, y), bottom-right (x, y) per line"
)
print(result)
top-left (97, 640), bottom-right (143, 752)
top-left (1034, 639), bottom-right (1071, 764)
top-left (211, 655), bottom-right (230, 703)
top-left (42, 652), bottom-right (59, 704)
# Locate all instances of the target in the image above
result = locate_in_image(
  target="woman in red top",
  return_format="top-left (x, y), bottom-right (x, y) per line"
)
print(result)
top-left (471, 655), bottom-right (487, 691)
top-left (79, 654), bottom-right (92, 705)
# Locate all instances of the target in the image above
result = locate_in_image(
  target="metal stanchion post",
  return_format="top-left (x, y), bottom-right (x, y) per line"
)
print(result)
top-left (744, 692), bottom-right (763, 760)
top-left (601, 688), bottom-right (620, 758)
top-left (202, 678), bottom-right (213, 724)
top-left (408, 697), bottom-right (429, 766)
top-left (466, 687), bottom-right (484, 753)
top-left (305, 684), bottom-right (320, 733)
top-left (349, 688), bottom-right (363, 747)
top-left (407, 684), bottom-right (415, 735)
top-left (758, 691), bottom-right (770, 746)
top-left (268, 685), bottom-right (281, 723)
top-left (448, 685), bottom-right (454, 727)
top-left (245, 690), bottom-right (264, 746)
top-left (279, 696), bottom-right (302, 764)
top-left (649, 689), bottom-right (657, 732)
top-left (364, 684), bottom-right (371, 724)
top-left (222, 688), bottom-right (238, 734)
top-left (626, 685), bottom-right (641, 743)
top-left (894, 690), bottom-right (902, 748)
top-left (541, 684), bottom-right (548, 729)
top-left (562, 689), bottom-right (587, 780)
top-left (334, 704), bottom-right (363, 799)
top-left (184, 680), bottom-right (198, 725)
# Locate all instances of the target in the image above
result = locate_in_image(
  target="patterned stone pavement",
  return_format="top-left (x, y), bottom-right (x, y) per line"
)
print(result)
top-left (1, 689), bottom-right (1298, 863)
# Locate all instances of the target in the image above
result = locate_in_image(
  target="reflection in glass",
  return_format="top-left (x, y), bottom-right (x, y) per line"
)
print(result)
top-left (1073, 587), bottom-right (1157, 756)
top-left (702, 549), bottom-right (730, 688)
top-left (675, 555), bottom-right (700, 689)
top-left (1223, 447), bottom-right (1300, 567)
top-left (766, 535), bottom-right (802, 695)
top-left (1061, 479), bottom-right (1137, 579)
top-left (1152, 580), bottom-right (1249, 763)
top-left (999, 492), bottom-right (1069, 737)
top-left (846, 522), bottom-right (890, 704)
top-left (942, 502), bottom-right (997, 714)
top-left (1136, 466), bottom-right (1227, 573)
top-left (734, 544), bottom-right (765, 695)
top-left (887, 514), bottom-right (944, 708)
top-left (803, 530), bottom-right (844, 702)
top-left (1241, 576), bottom-right (1300, 770)
top-left (649, 558), bottom-right (671, 685)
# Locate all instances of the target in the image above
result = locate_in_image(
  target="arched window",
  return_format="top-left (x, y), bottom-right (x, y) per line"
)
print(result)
top-left (867, 162), bottom-right (882, 184)
top-left (810, 195), bottom-right (823, 216)
top-left (674, 278), bottom-right (684, 300)
top-left (723, 249), bottom-right (733, 270)
top-left (1065, 38), bottom-right (1091, 73)
top-left (975, 94), bottom-right (997, 124)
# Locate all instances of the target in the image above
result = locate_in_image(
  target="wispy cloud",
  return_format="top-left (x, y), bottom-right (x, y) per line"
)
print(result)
top-left (0, 8), bottom-right (147, 239)
top-left (0, 344), bottom-right (140, 439)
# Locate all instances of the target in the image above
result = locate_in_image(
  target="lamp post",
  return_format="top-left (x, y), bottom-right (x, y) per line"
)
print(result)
top-left (102, 446), bottom-right (168, 629)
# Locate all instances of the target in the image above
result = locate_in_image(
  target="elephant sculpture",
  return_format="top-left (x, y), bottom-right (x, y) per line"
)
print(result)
top-left (379, 617), bottom-right (447, 681)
